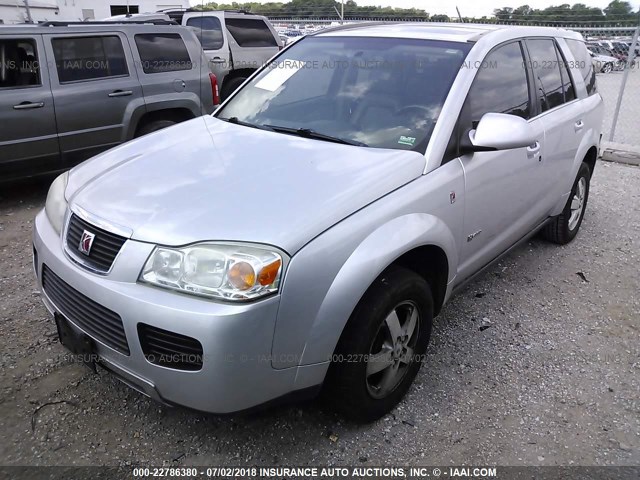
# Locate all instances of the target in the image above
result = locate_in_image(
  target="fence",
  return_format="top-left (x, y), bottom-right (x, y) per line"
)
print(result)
top-left (272, 18), bottom-right (640, 156)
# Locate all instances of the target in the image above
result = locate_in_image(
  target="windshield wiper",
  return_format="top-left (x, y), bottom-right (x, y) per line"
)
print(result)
top-left (264, 125), bottom-right (368, 147)
top-left (220, 117), bottom-right (274, 131)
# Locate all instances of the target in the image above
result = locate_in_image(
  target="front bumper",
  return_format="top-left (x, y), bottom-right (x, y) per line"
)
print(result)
top-left (33, 209), bottom-right (325, 413)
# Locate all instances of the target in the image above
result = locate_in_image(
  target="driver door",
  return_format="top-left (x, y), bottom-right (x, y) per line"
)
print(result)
top-left (455, 40), bottom-right (547, 281)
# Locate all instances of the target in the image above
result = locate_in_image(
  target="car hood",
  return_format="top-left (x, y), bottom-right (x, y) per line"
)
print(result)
top-left (66, 116), bottom-right (426, 254)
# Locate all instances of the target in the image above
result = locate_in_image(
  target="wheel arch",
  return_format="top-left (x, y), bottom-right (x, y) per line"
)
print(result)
top-left (549, 134), bottom-right (600, 217)
top-left (220, 68), bottom-right (256, 98)
top-left (284, 213), bottom-right (457, 372)
top-left (133, 108), bottom-right (196, 137)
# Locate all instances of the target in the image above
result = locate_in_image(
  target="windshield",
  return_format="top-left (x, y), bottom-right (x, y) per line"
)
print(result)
top-left (215, 36), bottom-right (471, 153)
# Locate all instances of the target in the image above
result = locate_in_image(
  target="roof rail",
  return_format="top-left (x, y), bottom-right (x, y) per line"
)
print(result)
top-left (162, 8), bottom-right (252, 15)
top-left (38, 20), bottom-right (179, 26)
top-left (157, 7), bottom-right (196, 13)
top-left (308, 21), bottom-right (394, 36)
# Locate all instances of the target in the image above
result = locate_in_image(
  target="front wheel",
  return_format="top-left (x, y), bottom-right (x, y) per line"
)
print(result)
top-left (324, 266), bottom-right (433, 422)
top-left (602, 62), bottom-right (613, 73)
top-left (542, 162), bottom-right (591, 245)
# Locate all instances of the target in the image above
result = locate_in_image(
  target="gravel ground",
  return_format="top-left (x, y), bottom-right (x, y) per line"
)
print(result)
top-left (0, 161), bottom-right (638, 468)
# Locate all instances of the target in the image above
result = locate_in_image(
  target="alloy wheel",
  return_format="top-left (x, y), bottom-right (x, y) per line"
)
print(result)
top-left (568, 176), bottom-right (587, 231)
top-left (366, 301), bottom-right (420, 399)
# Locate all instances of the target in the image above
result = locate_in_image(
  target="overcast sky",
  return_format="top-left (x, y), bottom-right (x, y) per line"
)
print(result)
top-left (190, 0), bottom-right (640, 19)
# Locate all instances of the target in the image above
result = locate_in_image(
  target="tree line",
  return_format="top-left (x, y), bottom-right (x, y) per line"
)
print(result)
top-left (196, 0), bottom-right (639, 24)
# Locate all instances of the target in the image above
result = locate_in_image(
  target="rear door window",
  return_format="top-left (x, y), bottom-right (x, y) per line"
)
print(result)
top-left (0, 38), bottom-right (40, 88)
top-left (186, 16), bottom-right (224, 50)
top-left (225, 18), bottom-right (277, 47)
top-left (556, 43), bottom-right (576, 102)
top-left (526, 39), bottom-right (566, 112)
top-left (135, 33), bottom-right (192, 74)
top-left (52, 36), bottom-right (128, 83)
top-left (566, 39), bottom-right (597, 95)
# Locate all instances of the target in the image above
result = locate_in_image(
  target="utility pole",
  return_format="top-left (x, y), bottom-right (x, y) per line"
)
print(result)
top-left (456, 6), bottom-right (463, 23)
top-left (23, 0), bottom-right (33, 23)
top-left (334, 5), bottom-right (343, 25)
top-left (609, 11), bottom-right (640, 141)
top-left (341, 0), bottom-right (344, 25)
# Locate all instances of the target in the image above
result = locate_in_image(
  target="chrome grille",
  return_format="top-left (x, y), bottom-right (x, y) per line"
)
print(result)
top-left (65, 214), bottom-right (127, 273)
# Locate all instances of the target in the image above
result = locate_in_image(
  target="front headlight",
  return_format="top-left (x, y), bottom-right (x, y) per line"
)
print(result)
top-left (45, 172), bottom-right (69, 235)
top-left (139, 243), bottom-right (287, 301)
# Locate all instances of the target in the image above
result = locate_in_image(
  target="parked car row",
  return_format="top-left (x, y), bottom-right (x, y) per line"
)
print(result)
top-left (587, 44), bottom-right (622, 73)
top-left (0, 22), bottom-right (215, 183)
top-left (1, 10), bottom-right (284, 183)
top-left (108, 9), bottom-right (283, 100)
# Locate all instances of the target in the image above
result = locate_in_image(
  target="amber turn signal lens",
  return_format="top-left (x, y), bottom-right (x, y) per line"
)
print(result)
top-left (258, 259), bottom-right (282, 286)
top-left (228, 261), bottom-right (256, 290)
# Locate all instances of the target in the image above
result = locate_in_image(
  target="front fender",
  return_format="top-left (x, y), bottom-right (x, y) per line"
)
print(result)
top-left (273, 212), bottom-right (458, 370)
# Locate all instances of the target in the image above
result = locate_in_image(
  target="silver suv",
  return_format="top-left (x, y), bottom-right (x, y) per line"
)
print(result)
top-left (34, 23), bottom-right (603, 422)
top-left (0, 22), bottom-right (216, 182)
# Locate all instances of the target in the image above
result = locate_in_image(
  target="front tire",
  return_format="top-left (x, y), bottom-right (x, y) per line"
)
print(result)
top-left (542, 162), bottom-right (591, 245)
top-left (324, 266), bottom-right (433, 423)
top-left (602, 62), bottom-right (613, 73)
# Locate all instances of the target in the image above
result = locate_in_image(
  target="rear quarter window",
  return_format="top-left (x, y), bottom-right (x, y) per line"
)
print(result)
top-left (135, 33), bottom-right (192, 74)
top-left (186, 16), bottom-right (224, 50)
top-left (225, 18), bottom-right (277, 47)
top-left (566, 39), bottom-right (597, 96)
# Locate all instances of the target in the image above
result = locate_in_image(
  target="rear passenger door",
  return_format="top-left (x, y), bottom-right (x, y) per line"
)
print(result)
top-left (45, 32), bottom-right (144, 168)
top-left (524, 38), bottom-right (585, 202)
top-left (224, 17), bottom-right (280, 72)
top-left (0, 35), bottom-right (60, 180)
top-left (183, 12), bottom-right (230, 79)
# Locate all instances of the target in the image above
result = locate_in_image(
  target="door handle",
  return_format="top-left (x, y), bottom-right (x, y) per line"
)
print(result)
top-left (527, 141), bottom-right (541, 159)
top-left (210, 57), bottom-right (225, 64)
top-left (13, 101), bottom-right (44, 110)
top-left (574, 120), bottom-right (584, 132)
top-left (108, 90), bottom-right (133, 97)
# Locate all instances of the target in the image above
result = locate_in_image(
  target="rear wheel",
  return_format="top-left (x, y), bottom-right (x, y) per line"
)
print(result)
top-left (542, 162), bottom-right (591, 245)
top-left (135, 120), bottom-right (176, 137)
top-left (324, 266), bottom-right (433, 423)
top-left (221, 77), bottom-right (247, 101)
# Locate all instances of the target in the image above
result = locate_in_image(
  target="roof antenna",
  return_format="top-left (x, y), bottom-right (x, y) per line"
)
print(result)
top-left (456, 6), bottom-right (464, 23)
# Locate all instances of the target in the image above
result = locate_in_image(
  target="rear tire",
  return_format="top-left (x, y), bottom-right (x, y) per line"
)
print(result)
top-left (324, 265), bottom-right (433, 423)
top-left (135, 120), bottom-right (176, 138)
top-left (221, 77), bottom-right (247, 101)
top-left (542, 162), bottom-right (591, 245)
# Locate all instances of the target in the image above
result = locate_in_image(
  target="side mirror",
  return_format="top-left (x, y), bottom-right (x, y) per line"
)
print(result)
top-left (461, 112), bottom-right (537, 153)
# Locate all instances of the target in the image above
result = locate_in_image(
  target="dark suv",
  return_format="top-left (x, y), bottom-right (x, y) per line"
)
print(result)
top-left (0, 22), bottom-right (216, 182)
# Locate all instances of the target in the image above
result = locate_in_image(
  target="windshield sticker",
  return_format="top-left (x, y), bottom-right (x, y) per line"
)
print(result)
top-left (255, 60), bottom-right (307, 92)
top-left (397, 136), bottom-right (416, 146)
